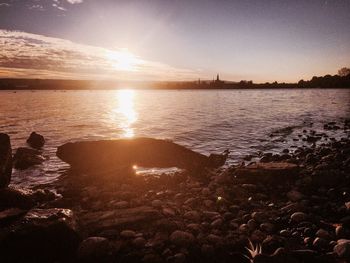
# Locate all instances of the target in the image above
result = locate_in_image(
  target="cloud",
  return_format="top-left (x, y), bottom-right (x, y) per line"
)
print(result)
top-left (0, 3), bottom-right (11, 7)
top-left (0, 30), bottom-right (198, 80)
top-left (66, 0), bottom-right (83, 4)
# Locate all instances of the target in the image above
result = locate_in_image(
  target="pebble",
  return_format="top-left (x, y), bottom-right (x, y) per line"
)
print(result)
top-left (291, 212), bottom-right (307, 223)
top-left (287, 190), bottom-right (304, 202)
top-left (120, 230), bottom-right (136, 239)
top-left (169, 231), bottom-right (195, 247)
top-left (251, 212), bottom-right (267, 223)
top-left (184, 211), bottom-right (201, 222)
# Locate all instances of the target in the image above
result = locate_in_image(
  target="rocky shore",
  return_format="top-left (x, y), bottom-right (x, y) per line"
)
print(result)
top-left (0, 119), bottom-right (349, 263)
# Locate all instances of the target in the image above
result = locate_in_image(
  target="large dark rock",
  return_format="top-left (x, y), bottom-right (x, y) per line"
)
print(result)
top-left (13, 147), bottom-right (45, 169)
top-left (0, 208), bottom-right (80, 262)
top-left (0, 133), bottom-right (12, 188)
top-left (57, 138), bottom-right (228, 175)
top-left (0, 187), bottom-right (35, 210)
top-left (26, 132), bottom-right (45, 149)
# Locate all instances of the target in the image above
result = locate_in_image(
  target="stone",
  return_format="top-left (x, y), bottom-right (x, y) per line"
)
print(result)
top-left (169, 230), bottom-right (195, 247)
top-left (80, 206), bottom-right (161, 234)
top-left (0, 187), bottom-right (35, 210)
top-left (206, 234), bottom-right (223, 244)
top-left (312, 237), bottom-right (328, 249)
top-left (0, 208), bottom-right (27, 225)
top-left (13, 147), bottom-right (45, 169)
top-left (184, 211), bottom-right (201, 222)
top-left (132, 237), bottom-right (146, 248)
top-left (151, 199), bottom-right (163, 208)
top-left (0, 133), bottom-right (12, 188)
top-left (251, 212), bottom-right (267, 223)
top-left (78, 237), bottom-right (112, 263)
top-left (235, 162), bottom-right (299, 184)
top-left (26, 132), bottom-right (45, 149)
top-left (211, 218), bottom-right (223, 228)
top-left (290, 212), bottom-right (307, 223)
top-left (260, 222), bottom-right (275, 233)
top-left (287, 190), bottom-right (304, 202)
top-left (120, 230), bottom-right (136, 238)
top-left (334, 239), bottom-right (350, 258)
top-left (0, 208), bottom-right (79, 262)
top-left (315, 229), bottom-right (331, 239)
top-left (57, 138), bottom-right (227, 175)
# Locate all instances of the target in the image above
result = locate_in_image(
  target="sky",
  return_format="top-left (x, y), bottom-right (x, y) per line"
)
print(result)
top-left (0, 0), bottom-right (349, 82)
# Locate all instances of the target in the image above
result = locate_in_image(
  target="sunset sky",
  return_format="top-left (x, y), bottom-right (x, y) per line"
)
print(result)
top-left (0, 0), bottom-right (349, 82)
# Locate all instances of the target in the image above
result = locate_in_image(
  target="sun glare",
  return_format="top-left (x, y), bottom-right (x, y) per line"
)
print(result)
top-left (107, 49), bottom-right (139, 72)
top-left (116, 89), bottom-right (137, 137)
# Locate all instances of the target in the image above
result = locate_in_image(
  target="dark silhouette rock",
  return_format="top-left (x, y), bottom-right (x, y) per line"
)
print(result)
top-left (78, 237), bottom-right (113, 262)
top-left (26, 132), bottom-right (45, 149)
top-left (57, 138), bottom-right (227, 175)
top-left (13, 147), bottom-right (45, 169)
top-left (0, 208), bottom-right (80, 262)
top-left (0, 133), bottom-right (12, 188)
top-left (0, 187), bottom-right (35, 210)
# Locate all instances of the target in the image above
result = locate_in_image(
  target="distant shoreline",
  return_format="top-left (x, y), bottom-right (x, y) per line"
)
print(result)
top-left (0, 73), bottom-right (349, 90)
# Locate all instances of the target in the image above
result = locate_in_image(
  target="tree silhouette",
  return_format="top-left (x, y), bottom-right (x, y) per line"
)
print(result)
top-left (338, 67), bottom-right (350, 77)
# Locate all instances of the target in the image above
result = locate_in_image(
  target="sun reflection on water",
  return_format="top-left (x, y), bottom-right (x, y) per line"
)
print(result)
top-left (116, 89), bottom-right (137, 137)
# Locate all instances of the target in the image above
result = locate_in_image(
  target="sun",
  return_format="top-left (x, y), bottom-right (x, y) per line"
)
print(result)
top-left (107, 49), bottom-right (140, 71)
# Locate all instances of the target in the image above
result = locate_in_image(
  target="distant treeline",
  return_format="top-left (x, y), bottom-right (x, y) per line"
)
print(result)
top-left (0, 73), bottom-right (349, 90)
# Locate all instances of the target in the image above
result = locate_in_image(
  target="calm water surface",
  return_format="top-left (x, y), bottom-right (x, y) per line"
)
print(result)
top-left (1, 89), bottom-right (349, 187)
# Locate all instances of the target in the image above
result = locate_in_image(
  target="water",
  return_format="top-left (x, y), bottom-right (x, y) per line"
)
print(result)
top-left (1, 89), bottom-right (349, 187)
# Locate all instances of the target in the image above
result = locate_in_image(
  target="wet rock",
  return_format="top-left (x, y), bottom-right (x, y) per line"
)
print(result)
top-left (26, 132), bottom-right (45, 149)
top-left (334, 239), bottom-right (350, 258)
top-left (0, 208), bottom-right (79, 262)
top-left (78, 237), bottom-right (112, 263)
top-left (0, 133), bottom-right (12, 188)
top-left (0, 187), bottom-right (35, 210)
top-left (170, 230), bottom-right (195, 247)
top-left (336, 226), bottom-right (346, 239)
top-left (13, 147), bottom-right (45, 169)
top-left (0, 208), bottom-right (27, 225)
top-left (57, 138), bottom-right (227, 175)
top-left (316, 229), bottom-right (331, 240)
top-left (291, 212), bottom-right (307, 223)
top-left (312, 237), bottom-right (328, 249)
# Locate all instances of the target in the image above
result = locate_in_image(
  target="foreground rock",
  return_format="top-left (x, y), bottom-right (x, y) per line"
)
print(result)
top-left (0, 208), bottom-right (80, 262)
top-left (13, 147), bottom-right (45, 169)
top-left (79, 206), bottom-right (162, 235)
top-left (57, 137), bottom-right (228, 175)
top-left (0, 133), bottom-right (12, 188)
top-left (234, 162), bottom-right (299, 184)
top-left (26, 132), bottom-right (45, 149)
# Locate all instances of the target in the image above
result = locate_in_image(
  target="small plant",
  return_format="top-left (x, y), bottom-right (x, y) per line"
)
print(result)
top-left (244, 239), bottom-right (262, 262)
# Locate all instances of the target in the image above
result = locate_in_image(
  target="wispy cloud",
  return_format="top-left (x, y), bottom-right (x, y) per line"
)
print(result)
top-left (66, 0), bottom-right (83, 4)
top-left (0, 3), bottom-right (11, 7)
top-left (0, 30), bottom-right (198, 80)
